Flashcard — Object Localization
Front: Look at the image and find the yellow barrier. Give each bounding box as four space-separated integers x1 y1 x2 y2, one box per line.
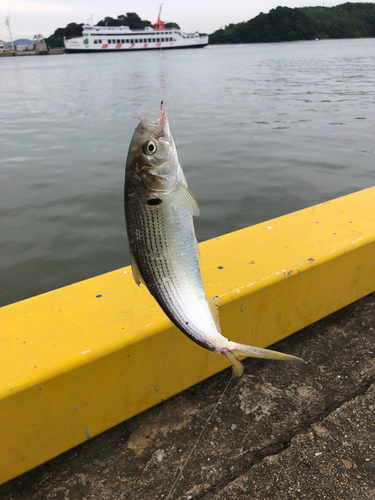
1 187 375 484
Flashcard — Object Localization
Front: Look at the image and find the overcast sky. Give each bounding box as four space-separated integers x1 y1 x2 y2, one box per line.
1 0 374 41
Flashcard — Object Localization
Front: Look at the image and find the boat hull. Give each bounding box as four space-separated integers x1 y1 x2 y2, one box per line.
65 43 208 54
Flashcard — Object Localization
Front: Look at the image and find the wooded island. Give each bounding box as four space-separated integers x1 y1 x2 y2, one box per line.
46 3 375 48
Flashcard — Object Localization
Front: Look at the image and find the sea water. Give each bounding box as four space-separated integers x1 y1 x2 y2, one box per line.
0 38 374 306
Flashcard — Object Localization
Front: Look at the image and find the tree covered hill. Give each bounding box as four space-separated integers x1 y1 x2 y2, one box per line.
45 12 180 47
210 2 375 44
45 4 375 48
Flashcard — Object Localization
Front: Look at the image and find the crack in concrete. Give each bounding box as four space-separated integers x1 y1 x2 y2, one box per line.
195 375 375 500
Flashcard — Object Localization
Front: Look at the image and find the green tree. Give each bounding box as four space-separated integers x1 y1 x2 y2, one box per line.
45 22 83 47
209 2 375 44
165 22 180 29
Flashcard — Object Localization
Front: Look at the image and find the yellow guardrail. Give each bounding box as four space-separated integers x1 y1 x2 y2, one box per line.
1 187 375 484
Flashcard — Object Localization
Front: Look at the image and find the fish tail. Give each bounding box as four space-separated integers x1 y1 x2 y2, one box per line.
219 342 303 378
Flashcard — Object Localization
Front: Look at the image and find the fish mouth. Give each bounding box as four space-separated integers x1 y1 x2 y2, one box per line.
154 110 170 139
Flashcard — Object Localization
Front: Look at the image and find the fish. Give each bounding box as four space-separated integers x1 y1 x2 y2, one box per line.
124 109 302 377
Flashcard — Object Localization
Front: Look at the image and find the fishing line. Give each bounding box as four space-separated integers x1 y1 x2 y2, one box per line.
159 48 184 167
166 374 233 500
158 40 230 500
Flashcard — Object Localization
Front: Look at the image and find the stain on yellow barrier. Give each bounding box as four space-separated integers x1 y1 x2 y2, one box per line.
1 187 375 484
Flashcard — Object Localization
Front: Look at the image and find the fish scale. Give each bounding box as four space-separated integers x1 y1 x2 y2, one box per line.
124 110 303 377
126 186 218 350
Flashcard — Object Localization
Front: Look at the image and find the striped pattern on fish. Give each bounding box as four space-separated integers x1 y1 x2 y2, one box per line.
124 109 302 377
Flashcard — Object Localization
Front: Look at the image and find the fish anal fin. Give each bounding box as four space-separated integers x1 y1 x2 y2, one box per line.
174 182 200 217
129 246 146 287
208 298 221 334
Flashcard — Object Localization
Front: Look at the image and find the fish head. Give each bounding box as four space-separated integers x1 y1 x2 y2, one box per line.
126 111 179 194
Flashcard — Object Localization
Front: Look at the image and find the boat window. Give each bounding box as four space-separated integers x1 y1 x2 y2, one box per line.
157 38 160 42
94 39 97 44
99 39 102 43
131 39 134 43
117 39 120 44
121 39 125 43
148 38 152 42
161 38 164 42
112 39 116 44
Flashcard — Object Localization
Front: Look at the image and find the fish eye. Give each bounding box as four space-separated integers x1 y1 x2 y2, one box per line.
143 140 157 156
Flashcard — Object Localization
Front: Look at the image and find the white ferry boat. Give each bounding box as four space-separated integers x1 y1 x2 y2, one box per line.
64 8 208 53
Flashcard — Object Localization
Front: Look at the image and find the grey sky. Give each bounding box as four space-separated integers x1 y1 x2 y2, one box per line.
2 0 374 41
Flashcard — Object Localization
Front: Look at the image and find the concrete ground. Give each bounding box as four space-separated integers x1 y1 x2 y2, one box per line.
1 292 375 500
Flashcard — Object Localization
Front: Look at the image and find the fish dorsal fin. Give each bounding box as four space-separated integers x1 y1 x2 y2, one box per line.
174 182 200 217
129 246 146 286
208 298 221 333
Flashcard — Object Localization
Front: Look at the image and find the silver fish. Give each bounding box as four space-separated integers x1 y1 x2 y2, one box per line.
124 110 302 377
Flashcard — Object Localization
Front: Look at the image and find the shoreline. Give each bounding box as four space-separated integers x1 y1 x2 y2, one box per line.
0 48 64 57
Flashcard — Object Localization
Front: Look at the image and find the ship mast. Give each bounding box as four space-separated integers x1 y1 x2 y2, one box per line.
5 7 14 51
154 4 165 31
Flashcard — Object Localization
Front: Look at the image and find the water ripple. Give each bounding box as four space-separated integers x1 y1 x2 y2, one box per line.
1 38 375 306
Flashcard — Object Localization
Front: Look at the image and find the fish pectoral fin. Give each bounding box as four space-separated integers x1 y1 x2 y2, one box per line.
175 182 200 217
194 235 201 257
208 299 221 333
129 246 146 287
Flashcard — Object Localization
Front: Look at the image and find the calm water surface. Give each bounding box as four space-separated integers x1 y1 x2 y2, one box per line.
1 39 374 306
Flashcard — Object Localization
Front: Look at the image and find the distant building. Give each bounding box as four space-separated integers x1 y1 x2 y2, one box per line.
0 40 5 52
33 34 47 52
17 44 31 51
